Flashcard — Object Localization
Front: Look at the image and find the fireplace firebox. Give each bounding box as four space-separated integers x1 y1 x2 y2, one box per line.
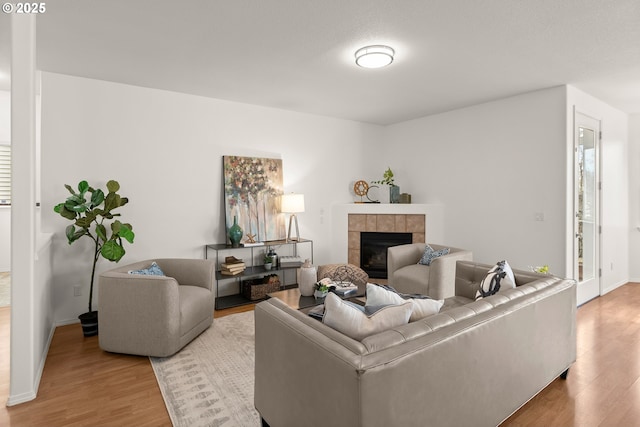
360 232 412 279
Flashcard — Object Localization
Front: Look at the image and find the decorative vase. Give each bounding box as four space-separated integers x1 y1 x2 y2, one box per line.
297 259 317 296
228 215 243 248
390 185 400 204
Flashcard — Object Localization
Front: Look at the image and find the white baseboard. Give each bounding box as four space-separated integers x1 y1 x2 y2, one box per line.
56 317 80 327
6 320 57 406
627 278 640 284
6 390 36 406
602 279 631 295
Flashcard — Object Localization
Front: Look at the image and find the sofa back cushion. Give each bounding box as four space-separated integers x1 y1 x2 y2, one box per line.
455 260 549 300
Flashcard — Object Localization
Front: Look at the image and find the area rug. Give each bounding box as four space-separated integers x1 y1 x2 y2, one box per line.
150 311 261 427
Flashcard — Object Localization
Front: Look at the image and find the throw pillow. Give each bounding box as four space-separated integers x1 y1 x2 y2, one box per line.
322 292 412 341
365 283 444 322
128 261 165 276
502 260 516 290
475 261 510 300
418 244 450 266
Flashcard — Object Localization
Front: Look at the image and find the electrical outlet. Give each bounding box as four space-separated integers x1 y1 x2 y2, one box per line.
73 285 82 297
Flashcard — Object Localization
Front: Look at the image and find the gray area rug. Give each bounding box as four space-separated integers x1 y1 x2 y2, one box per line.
150 311 260 427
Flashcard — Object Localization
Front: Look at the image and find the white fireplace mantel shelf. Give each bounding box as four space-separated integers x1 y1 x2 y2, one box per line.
330 203 444 265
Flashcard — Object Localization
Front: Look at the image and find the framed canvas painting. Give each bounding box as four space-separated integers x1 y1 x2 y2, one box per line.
223 155 285 243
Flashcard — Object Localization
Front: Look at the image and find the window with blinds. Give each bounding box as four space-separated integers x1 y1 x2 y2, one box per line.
0 145 10 205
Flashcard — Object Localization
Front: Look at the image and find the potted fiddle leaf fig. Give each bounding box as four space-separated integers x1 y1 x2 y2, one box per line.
54 180 135 337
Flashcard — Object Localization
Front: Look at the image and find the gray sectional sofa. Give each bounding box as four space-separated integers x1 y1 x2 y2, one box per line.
255 261 576 427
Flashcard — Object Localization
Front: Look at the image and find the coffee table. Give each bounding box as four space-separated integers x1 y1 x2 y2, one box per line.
266 288 322 310
267 287 365 312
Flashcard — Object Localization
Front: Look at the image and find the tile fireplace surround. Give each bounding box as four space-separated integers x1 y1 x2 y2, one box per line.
348 214 425 266
330 204 444 266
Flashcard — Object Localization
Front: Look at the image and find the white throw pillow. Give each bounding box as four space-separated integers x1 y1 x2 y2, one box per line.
365 283 444 322
322 292 412 341
502 260 516 290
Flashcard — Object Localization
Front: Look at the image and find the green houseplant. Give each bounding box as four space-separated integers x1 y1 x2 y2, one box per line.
54 180 135 336
263 254 273 271
371 167 400 203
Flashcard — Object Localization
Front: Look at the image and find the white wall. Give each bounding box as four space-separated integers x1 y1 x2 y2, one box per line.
376 87 568 273
628 114 640 281
567 86 629 294
39 72 382 323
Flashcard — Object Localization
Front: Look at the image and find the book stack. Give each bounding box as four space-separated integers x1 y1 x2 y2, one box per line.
220 256 246 275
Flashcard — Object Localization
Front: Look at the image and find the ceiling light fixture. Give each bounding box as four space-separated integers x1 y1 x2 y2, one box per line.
355 45 395 68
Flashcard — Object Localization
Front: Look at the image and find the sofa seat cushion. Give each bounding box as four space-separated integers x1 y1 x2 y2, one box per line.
441 295 474 312
323 292 412 341
179 285 213 336
393 263 431 295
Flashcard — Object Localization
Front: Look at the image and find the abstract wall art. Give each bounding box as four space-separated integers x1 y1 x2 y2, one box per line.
223 155 285 243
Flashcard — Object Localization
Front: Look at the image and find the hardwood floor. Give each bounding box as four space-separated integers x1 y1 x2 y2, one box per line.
1 285 639 426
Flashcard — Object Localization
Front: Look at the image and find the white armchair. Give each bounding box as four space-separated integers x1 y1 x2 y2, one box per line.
387 243 472 299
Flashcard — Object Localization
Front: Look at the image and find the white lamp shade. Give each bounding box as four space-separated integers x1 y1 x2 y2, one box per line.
281 193 305 213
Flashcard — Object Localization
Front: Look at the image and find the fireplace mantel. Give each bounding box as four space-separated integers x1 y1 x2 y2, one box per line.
330 204 444 265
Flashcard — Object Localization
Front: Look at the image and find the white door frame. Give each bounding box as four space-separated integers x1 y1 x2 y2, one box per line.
574 109 601 306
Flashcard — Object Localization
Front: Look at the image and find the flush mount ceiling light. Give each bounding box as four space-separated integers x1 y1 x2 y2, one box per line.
354 45 395 68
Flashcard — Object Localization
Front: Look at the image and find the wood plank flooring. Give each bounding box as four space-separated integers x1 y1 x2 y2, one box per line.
1 284 639 426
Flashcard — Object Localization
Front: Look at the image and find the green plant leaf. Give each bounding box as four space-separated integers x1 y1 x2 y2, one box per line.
78 180 89 195
95 224 107 242
58 205 77 220
91 189 105 207
106 180 120 193
65 225 76 243
119 197 129 207
74 210 96 228
75 216 92 229
64 184 76 195
119 224 135 244
104 192 121 212
72 229 87 242
53 203 63 214
65 225 86 243
101 240 125 262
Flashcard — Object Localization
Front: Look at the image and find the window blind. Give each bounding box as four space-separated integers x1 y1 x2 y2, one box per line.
0 145 10 205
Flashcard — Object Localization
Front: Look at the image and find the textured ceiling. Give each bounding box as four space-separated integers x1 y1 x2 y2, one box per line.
1 0 639 124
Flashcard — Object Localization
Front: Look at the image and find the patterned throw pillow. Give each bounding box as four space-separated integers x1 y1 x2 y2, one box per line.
475 261 508 300
418 244 450 266
128 261 165 276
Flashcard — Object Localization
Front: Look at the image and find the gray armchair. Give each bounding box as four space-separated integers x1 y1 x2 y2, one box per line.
98 258 215 357
387 243 472 299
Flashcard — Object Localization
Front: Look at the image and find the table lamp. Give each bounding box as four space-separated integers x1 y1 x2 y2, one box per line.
281 193 305 241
